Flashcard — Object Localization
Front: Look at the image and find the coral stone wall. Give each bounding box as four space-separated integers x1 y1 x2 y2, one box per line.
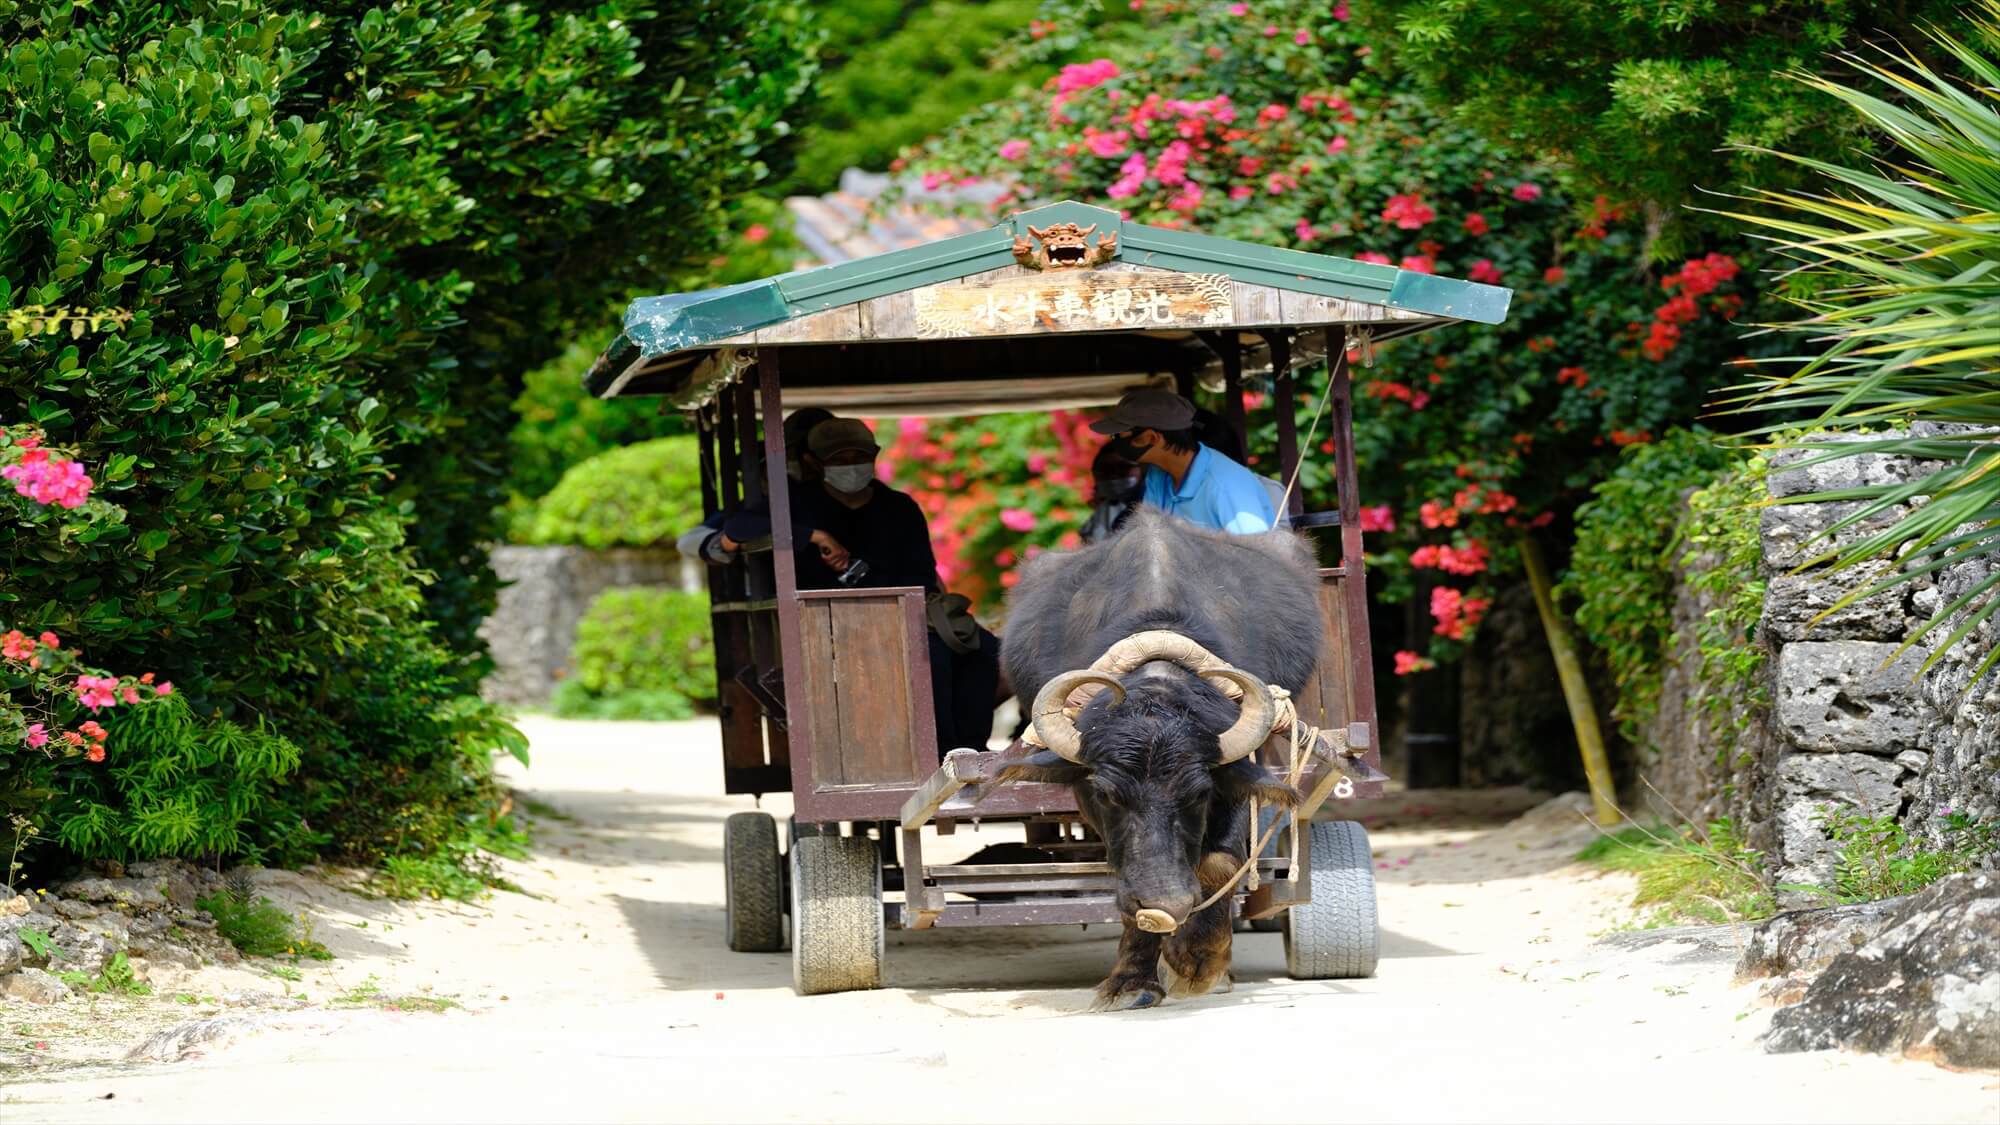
480 546 702 706
1645 432 1998 899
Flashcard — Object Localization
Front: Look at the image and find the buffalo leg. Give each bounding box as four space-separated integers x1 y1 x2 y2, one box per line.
1092 923 1166 1011
1163 852 1239 996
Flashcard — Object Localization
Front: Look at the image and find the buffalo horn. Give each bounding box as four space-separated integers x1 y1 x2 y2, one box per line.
1204 667 1277 763
1030 671 1126 763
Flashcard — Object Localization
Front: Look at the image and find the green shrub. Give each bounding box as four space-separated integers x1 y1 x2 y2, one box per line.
1563 429 1738 745
505 337 687 521
198 880 331 960
520 439 704 550
554 589 715 721
0 0 811 882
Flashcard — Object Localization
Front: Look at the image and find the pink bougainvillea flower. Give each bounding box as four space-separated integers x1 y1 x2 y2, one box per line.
1295 219 1316 242
1026 453 1049 474
1462 212 1489 235
742 224 770 244
1354 251 1392 265
1324 136 1349 156
1511 182 1543 202
999 508 1037 532
38 632 57 649
1294 29 1311 45
1084 128 1130 158
1228 1 1247 13
1381 193 1436 229
998 139 1030 161
76 675 121 711
1332 0 1351 18
1 630 33 662
1056 58 1121 93
24 723 47 749
1358 505 1395 533
1467 259 1503 285
1229 185 1254 201
1263 24 1279 37
920 171 947 191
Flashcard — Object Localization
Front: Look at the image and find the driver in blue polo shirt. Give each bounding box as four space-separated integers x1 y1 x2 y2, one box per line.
1089 389 1277 535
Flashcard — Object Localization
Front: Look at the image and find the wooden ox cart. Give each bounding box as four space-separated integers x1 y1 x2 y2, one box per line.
586 201 1511 995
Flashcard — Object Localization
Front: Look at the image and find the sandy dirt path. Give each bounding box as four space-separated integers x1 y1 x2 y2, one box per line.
4 716 1995 1123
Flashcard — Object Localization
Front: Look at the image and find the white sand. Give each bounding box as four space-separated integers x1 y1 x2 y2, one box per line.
3 715 1993 1123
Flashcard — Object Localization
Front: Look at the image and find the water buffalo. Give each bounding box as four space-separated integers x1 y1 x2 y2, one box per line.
998 509 1325 1008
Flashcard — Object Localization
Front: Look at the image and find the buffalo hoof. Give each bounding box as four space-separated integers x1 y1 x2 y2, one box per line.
1163 960 1233 998
1092 980 1166 1011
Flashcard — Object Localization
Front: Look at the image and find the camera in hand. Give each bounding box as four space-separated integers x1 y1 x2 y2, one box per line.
834 557 871 587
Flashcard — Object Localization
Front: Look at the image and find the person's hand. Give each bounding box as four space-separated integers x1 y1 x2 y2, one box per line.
810 529 851 572
717 532 742 553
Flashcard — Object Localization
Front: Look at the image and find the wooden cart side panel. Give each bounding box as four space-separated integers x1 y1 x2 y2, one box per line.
790 588 938 810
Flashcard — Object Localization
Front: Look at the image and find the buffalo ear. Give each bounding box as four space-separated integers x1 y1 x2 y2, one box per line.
1214 757 1303 809
995 749 1091 786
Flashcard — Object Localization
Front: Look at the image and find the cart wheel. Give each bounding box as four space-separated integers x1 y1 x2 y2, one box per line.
790 834 884 995
1284 820 1379 980
724 812 785 953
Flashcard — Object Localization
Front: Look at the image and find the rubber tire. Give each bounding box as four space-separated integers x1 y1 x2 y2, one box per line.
790 834 884 995
724 812 785 953
1283 820 1379 979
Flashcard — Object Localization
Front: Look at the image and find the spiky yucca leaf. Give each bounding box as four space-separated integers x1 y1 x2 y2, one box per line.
1719 5 2000 681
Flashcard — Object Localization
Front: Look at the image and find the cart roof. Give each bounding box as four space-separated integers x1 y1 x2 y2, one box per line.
588 201 1510 415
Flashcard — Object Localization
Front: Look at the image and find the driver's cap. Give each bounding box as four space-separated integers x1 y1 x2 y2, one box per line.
1088 388 1196 435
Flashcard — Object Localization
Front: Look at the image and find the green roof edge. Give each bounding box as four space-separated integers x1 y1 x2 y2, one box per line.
591 201 1511 394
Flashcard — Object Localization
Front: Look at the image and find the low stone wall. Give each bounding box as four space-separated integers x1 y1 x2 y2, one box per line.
1645 431 1999 898
480 545 702 707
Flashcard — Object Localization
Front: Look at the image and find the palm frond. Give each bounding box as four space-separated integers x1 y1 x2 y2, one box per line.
1724 4 2000 686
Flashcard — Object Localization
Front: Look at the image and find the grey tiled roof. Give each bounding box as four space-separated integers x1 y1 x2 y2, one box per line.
784 169 1000 264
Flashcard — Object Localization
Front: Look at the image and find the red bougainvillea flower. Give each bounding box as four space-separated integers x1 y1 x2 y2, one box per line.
1557 366 1589 388
85 743 106 763
1359 505 1394 533
1381 193 1436 229
1 630 33 662
1543 266 1566 284
1468 259 1503 284
38 632 58 649
1511 182 1543 201
1393 650 1435 676
1399 255 1436 275
1354 251 1392 265
1461 212 1489 235
1418 500 1459 529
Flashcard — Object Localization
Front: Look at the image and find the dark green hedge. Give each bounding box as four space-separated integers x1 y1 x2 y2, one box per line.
0 0 812 873
519 438 703 550
553 588 715 722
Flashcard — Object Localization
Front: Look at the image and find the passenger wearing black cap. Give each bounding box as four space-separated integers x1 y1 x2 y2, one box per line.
674 407 842 565
795 418 1002 755
1090 389 1277 534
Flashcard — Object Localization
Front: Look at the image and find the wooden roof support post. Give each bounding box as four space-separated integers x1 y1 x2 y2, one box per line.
1219 336 1247 455
1262 330 1300 517
761 351 817 809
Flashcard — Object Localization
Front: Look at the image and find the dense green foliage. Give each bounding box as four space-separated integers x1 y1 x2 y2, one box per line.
520 438 703 550
1679 456 1770 758
0 0 811 878
1563 430 1738 744
503 336 684 531
1725 10 2000 680
199 880 331 959
905 3 1779 655
553 589 715 721
1370 0 1975 255
789 0 1133 191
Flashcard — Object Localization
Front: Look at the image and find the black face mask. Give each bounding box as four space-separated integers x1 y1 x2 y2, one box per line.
1104 431 1149 463
1096 475 1144 504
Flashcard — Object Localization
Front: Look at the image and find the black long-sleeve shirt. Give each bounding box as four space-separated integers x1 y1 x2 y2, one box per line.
792 483 940 592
